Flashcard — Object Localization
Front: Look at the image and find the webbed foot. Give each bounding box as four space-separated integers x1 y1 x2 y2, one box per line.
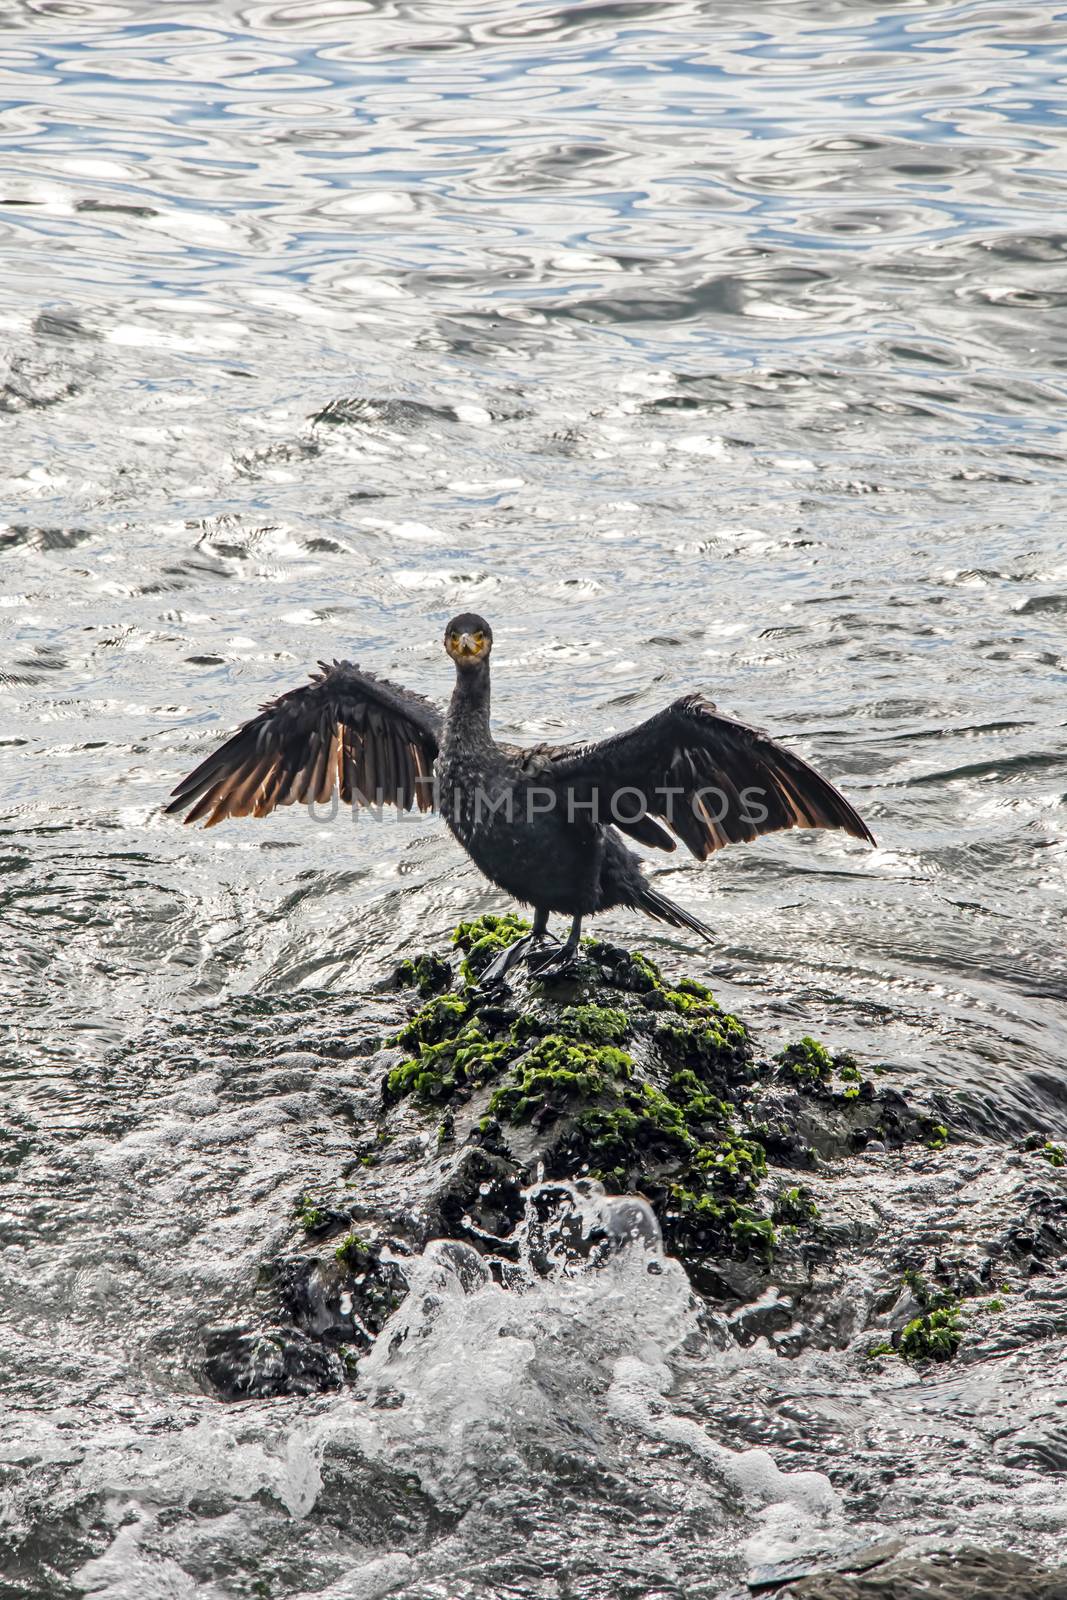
477 929 560 990
527 942 581 982
478 932 534 987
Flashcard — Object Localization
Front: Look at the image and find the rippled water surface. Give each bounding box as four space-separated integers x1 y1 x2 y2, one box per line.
2 1 1066 1595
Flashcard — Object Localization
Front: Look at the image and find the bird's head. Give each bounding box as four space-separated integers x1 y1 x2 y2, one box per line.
444 613 493 667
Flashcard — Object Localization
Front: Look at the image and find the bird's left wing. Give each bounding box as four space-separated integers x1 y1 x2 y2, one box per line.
534 693 875 858
166 661 442 827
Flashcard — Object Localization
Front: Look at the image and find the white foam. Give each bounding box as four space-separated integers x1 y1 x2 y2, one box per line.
607 1353 839 1516
61 1183 848 1595
113 1421 316 1518
320 1188 697 1508
290 1553 415 1600
75 1516 231 1598
288 1181 842 1562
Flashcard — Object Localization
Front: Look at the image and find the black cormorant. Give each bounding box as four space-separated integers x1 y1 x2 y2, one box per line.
167 613 875 982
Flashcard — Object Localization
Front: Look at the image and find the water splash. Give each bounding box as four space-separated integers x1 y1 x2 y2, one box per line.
301 1183 841 1541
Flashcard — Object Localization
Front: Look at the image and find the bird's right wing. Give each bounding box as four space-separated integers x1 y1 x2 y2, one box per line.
166 661 442 827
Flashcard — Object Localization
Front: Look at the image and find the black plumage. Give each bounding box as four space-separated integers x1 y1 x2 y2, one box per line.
167 612 875 981
165 667 440 825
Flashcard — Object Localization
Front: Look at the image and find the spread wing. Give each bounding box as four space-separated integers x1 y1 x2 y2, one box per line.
166 661 442 827
535 693 875 858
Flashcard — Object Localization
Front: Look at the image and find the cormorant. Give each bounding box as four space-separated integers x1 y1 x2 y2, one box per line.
167 613 875 982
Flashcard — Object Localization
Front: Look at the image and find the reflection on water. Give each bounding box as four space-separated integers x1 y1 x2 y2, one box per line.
1 0 1066 1594
2 0 1065 1116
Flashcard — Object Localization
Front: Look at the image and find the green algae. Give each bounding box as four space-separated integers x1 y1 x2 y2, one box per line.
295 1194 328 1233
674 976 716 1002
695 1132 767 1196
387 1015 516 1105
902 1267 936 1302
774 1036 884 1111
334 1232 372 1272
556 1004 631 1043
573 1095 691 1186
666 1133 776 1261
606 948 750 1088
837 1060 867 1099
331 1237 407 1328
667 1186 776 1263
386 981 518 1105
394 952 452 998
488 1038 633 1123
505 1002 632 1048
666 1066 732 1128
1022 1133 1066 1167
351 1128 390 1170
393 992 470 1052
776 1035 835 1084
897 1304 963 1362
653 1011 751 1090
654 985 741 1024
923 1121 949 1150
385 982 634 1111
870 1270 966 1363
729 1212 777 1257
772 1185 820 1226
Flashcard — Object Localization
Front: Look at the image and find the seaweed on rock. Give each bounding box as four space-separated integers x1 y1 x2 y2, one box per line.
868 1270 967 1364
206 917 1051 1402
377 916 941 1296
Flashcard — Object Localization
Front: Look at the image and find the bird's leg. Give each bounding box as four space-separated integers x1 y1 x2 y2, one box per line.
478 907 552 987
528 905 555 950
528 914 583 980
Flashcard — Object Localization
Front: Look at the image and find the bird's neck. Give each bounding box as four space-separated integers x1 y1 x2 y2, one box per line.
447 661 492 746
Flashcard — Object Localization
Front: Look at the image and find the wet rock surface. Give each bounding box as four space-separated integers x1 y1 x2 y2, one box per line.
211 916 1067 1417
747 1543 1067 1598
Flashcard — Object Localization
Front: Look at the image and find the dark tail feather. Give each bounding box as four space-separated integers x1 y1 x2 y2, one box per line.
635 884 714 943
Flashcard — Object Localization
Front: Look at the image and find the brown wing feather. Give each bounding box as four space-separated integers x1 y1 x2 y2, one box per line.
540 693 875 858
166 661 441 827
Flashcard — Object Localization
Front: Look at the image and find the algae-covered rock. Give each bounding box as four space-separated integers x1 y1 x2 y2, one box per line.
205 917 1067 1401
392 951 452 998
371 916 944 1303
452 911 530 983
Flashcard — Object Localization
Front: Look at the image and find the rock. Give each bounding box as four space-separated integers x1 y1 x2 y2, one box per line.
756 1544 1067 1598
273 1240 410 1349
374 919 942 1301
199 916 1067 1398
201 1325 344 1399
